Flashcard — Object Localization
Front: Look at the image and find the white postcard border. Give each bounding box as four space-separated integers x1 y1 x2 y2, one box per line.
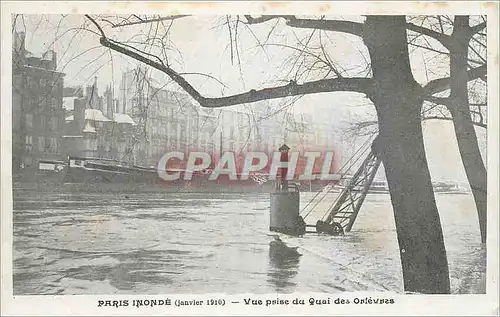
1 1 498 316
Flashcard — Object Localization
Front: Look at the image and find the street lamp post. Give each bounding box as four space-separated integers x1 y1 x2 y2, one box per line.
278 143 290 192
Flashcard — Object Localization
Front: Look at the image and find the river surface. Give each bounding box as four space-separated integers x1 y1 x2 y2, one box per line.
12 190 486 295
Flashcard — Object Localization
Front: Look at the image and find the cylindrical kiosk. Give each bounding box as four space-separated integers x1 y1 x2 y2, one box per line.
270 191 301 235
269 143 304 236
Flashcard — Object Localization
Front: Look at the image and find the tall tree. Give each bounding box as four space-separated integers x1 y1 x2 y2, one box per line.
363 16 450 293
325 15 488 244
408 16 487 243
448 16 487 244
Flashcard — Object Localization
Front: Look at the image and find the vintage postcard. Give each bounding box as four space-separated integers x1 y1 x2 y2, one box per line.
1 1 498 316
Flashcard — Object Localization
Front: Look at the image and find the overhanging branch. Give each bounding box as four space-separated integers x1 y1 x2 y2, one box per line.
99 36 373 108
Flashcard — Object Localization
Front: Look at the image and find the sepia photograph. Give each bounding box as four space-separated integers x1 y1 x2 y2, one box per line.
1 1 499 316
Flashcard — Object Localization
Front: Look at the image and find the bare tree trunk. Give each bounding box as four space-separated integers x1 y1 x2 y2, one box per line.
449 16 487 244
364 16 451 294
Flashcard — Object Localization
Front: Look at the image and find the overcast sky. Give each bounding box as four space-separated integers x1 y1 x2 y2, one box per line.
12 14 487 183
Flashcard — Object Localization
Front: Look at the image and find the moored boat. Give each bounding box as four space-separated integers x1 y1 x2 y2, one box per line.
13 156 332 193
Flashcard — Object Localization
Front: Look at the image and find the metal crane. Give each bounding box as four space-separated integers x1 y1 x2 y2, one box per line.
300 136 383 235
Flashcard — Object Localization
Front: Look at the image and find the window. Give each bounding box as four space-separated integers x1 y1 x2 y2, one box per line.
38 136 45 152
49 116 58 130
40 116 46 129
29 79 37 90
180 128 186 141
97 145 105 158
45 137 51 151
25 135 32 152
25 114 33 129
44 137 58 153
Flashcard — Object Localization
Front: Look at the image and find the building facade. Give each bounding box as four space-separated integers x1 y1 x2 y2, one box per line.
12 31 65 173
120 68 206 166
58 67 336 170
62 79 138 163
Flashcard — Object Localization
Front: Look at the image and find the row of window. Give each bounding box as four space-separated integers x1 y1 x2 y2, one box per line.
25 113 60 131
84 139 126 151
147 123 214 139
132 99 199 119
20 90 61 110
26 76 63 92
24 135 59 154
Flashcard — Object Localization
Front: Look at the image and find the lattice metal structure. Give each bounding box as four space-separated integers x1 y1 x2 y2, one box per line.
323 148 382 233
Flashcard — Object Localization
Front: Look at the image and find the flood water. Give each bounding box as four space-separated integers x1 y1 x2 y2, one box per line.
12 190 486 295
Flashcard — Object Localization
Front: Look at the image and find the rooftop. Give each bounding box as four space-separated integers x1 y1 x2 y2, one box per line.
113 113 137 126
82 121 96 134
86 109 111 122
63 97 79 110
23 64 64 75
65 109 137 126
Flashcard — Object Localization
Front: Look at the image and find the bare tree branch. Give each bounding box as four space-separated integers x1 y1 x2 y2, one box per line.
244 15 284 24
111 15 191 28
423 64 487 96
244 15 364 37
85 14 105 37
470 21 487 35
406 22 452 48
423 115 487 128
345 111 486 135
286 17 364 37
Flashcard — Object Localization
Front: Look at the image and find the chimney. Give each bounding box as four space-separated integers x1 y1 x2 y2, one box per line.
98 96 104 112
93 76 99 101
74 99 86 133
52 51 57 70
85 86 93 106
105 86 114 118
